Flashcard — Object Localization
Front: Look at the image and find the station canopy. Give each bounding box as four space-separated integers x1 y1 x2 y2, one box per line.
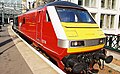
0 0 22 16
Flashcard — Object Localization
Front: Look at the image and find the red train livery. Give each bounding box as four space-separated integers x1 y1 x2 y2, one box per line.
13 1 113 74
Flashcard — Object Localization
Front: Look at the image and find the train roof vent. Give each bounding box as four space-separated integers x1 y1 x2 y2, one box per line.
45 1 81 8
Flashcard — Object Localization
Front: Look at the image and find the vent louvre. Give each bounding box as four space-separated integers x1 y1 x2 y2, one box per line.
85 39 99 46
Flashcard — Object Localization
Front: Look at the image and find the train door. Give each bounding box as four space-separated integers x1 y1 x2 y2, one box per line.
36 10 43 42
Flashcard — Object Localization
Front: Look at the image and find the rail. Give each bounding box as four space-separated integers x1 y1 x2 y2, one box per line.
105 34 120 53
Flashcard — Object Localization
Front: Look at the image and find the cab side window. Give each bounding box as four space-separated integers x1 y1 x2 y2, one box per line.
46 11 51 22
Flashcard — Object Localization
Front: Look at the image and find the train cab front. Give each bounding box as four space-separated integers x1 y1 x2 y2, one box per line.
47 3 113 74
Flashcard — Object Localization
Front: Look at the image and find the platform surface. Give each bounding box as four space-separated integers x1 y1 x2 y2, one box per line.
0 25 33 74
0 25 58 74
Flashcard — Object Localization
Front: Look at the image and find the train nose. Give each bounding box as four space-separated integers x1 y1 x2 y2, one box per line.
62 49 113 74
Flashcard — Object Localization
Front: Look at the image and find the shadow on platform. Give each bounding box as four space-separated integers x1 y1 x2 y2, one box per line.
0 38 13 47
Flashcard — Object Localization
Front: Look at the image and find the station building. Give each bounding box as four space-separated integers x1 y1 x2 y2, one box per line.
59 0 120 35
24 0 120 34
1 0 120 35
0 0 21 24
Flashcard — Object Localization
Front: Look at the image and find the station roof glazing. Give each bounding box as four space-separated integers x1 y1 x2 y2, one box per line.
0 0 21 4
0 0 22 15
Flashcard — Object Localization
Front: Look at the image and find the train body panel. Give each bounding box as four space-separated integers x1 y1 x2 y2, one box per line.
67 44 105 53
17 7 68 61
62 22 105 40
14 1 113 73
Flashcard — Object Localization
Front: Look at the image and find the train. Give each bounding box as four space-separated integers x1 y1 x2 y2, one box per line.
13 1 113 74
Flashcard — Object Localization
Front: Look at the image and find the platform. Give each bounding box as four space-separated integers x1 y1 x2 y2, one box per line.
0 25 61 74
0 25 33 74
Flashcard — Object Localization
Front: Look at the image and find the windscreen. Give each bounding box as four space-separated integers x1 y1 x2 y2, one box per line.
56 7 95 23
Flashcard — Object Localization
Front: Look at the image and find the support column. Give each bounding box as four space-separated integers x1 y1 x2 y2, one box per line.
71 0 78 4
112 0 119 34
8 16 10 24
95 0 101 26
2 2 4 26
35 0 39 8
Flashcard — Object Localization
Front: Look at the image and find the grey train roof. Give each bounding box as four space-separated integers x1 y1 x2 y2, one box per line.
45 1 81 8
28 1 85 13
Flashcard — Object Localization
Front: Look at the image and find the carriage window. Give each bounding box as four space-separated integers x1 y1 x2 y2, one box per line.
56 8 95 23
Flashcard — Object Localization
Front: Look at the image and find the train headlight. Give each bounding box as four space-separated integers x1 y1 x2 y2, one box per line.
99 38 106 44
71 41 84 47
